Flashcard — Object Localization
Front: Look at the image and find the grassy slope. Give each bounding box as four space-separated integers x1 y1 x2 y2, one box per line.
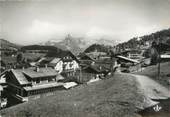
135 62 170 88
1 73 143 117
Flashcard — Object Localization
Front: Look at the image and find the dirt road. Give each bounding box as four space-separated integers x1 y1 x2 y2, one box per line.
129 74 170 117
131 74 170 100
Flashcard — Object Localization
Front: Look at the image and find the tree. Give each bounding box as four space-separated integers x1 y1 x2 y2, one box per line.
150 42 159 65
17 53 23 63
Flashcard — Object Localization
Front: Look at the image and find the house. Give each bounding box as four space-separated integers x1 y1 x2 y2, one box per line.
74 58 117 83
5 67 64 102
38 51 80 78
116 55 141 72
118 49 144 61
0 85 7 108
79 53 95 67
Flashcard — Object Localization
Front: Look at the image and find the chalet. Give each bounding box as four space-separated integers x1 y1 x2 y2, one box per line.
118 49 144 61
5 67 64 102
79 53 95 67
38 51 80 78
75 58 117 83
86 51 107 60
0 85 7 108
116 55 141 72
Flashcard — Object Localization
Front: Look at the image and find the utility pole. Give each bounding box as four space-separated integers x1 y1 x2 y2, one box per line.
158 37 161 79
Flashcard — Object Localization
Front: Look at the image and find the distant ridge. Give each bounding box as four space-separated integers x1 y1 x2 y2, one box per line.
0 39 21 50
20 45 64 53
41 34 117 55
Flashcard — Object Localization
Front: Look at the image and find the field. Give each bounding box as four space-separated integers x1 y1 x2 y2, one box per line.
1 73 143 117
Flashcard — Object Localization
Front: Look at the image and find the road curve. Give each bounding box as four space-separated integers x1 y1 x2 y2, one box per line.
131 74 170 100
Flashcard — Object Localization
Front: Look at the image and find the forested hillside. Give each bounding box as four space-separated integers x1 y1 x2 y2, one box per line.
84 44 111 54
116 28 170 52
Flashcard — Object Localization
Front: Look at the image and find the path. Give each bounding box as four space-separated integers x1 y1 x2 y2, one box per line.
131 74 170 100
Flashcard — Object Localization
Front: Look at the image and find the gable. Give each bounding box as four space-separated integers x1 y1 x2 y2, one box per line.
50 58 61 64
80 54 94 61
6 71 23 86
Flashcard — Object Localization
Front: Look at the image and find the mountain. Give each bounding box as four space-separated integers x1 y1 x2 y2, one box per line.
95 38 117 46
41 34 90 55
0 39 21 50
41 34 117 55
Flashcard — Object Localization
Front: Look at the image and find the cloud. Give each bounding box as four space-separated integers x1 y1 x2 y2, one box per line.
86 26 114 38
1 0 170 45
28 19 67 36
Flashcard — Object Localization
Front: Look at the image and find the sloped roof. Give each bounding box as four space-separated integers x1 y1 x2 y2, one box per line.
45 51 79 62
50 58 61 64
63 82 78 89
23 67 58 79
11 69 29 85
83 64 110 73
91 64 110 73
24 82 64 91
10 68 61 85
47 58 61 67
80 53 95 61
116 55 140 63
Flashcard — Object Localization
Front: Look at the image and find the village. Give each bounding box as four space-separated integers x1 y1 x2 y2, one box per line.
1 0 170 117
1 31 170 117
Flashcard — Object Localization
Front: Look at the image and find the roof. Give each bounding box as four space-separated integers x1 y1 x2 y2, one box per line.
24 82 64 91
95 59 116 64
10 68 63 85
79 53 95 61
47 58 61 67
63 82 78 89
83 64 110 73
116 55 140 63
161 54 170 59
50 58 61 64
11 69 30 85
45 51 79 62
23 67 58 79
39 57 54 65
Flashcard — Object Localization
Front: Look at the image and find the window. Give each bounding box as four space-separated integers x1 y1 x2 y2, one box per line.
36 79 41 84
69 63 73 68
48 78 53 82
51 77 56 81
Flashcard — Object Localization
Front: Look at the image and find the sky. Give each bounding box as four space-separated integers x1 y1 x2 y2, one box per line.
0 0 170 45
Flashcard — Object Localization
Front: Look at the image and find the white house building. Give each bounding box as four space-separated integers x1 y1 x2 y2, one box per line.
38 51 80 78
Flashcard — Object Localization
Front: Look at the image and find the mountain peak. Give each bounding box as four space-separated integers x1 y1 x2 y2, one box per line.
40 35 118 55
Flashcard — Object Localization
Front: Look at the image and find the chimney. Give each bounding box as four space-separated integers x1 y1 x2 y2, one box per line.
99 66 102 70
35 66 40 72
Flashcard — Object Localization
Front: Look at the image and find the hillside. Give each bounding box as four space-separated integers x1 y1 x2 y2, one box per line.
0 39 21 50
116 28 170 52
20 45 64 53
84 44 111 54
1 73 144 117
